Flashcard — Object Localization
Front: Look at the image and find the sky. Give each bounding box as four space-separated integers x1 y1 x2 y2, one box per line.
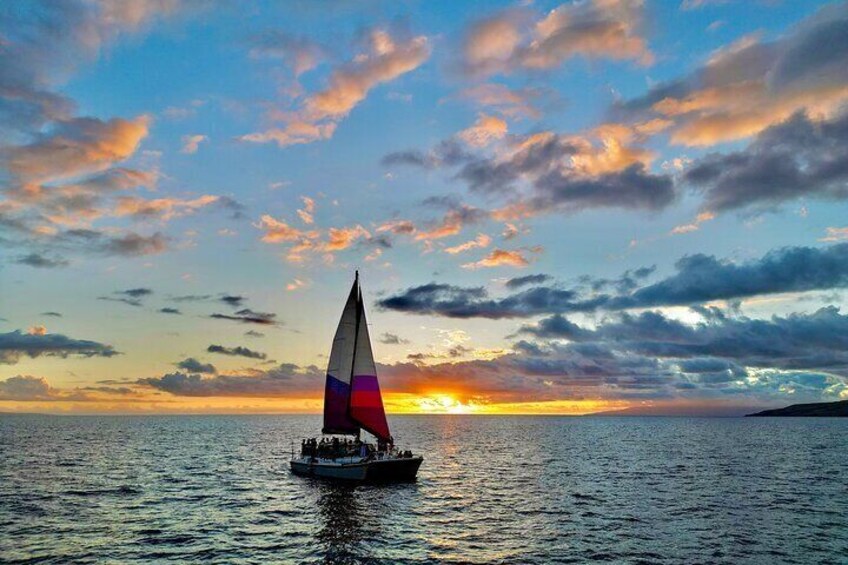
1 0 848 417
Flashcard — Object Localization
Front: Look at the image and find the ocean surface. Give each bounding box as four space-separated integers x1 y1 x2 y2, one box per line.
1 415 846 564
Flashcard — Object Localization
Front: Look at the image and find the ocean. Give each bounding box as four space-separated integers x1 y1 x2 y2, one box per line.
1 414 846 564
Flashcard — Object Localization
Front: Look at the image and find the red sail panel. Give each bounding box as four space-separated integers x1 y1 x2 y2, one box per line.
349 289 392 442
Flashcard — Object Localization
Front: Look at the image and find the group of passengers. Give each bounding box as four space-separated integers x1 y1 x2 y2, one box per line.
301 437 370 460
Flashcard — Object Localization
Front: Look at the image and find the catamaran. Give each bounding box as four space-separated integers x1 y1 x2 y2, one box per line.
290 271 423 481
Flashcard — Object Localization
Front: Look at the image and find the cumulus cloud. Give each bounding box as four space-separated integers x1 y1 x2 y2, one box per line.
379 243 848 319
614 3 848 146
139 363 323 397
456 83 546 119
176 357 216 374
457 114 508 147
505 273 553 289
379 332 410 345
207 344 267 360
388 125 675 219
0 330 118 364
461 0 653 77
685 110 848 214
0 375 96 401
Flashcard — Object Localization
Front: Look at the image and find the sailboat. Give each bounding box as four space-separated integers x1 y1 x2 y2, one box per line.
290 271 423 481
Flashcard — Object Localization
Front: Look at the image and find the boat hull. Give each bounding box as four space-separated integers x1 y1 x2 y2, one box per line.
290 456 423 482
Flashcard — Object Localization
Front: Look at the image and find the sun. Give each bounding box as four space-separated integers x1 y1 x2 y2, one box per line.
417 394 475 414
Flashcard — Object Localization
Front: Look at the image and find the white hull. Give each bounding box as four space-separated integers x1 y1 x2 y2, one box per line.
290 454 423 482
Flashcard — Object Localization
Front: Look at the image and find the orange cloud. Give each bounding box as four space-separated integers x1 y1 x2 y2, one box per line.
463 0 652 76
297 196 316 225
444 233 492 254
113 195 220 221
457 113 508 147
462 248 531 269
242 28 430 148
6 116 150 189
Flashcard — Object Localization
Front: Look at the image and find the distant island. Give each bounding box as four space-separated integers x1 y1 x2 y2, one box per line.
746 399 848 417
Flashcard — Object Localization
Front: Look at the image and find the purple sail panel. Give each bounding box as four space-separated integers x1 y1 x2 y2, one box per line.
322 375 359 435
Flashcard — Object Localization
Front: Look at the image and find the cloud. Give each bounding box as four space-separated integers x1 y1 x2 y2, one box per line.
457 114 508 147
13 253 69 268
684 110 848 214
456 83 545 119
505 273 553 289
112 194 224 221
4 116 150 191
99 287 152 307
444 233 492 255
0 330 118 364
247 30 324 75
207 344 267 360
176 358 216 374
139 363 323 397
378 243 848 319
462 248 531 269
379 332 410 345
389 126 675 219
820 227 848 242
461 0 653 77
180 134 207 154
241 27 430 148
614 3 848 146
519 306 848 378
297 196 315 225
219 295 245 307
0 375 94 401
159 307 181 315
210 309 278 325
244 330 265 338
414 204 487 241
41 312 63 318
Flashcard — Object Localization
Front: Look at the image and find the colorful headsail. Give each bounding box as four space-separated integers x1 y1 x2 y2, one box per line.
349 288 392 442
322 278 361 435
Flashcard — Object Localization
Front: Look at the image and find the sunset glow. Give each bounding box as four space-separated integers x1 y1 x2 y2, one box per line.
2 1 848 418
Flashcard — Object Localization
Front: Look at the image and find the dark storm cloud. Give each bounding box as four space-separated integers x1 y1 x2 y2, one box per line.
13 253 69 268
138 363 322 397
175 357 216 374
379 244 848 319
685 110 848 213
207 344 267 360
210 309 278 325
505 273 552 289
0 330 118 364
